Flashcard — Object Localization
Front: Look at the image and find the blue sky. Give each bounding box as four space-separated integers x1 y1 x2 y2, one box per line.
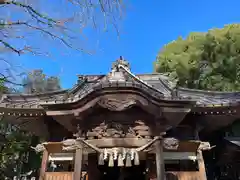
19 0 240 89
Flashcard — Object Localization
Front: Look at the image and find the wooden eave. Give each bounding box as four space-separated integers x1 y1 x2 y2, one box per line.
40 84 179 106
41 87 195 111
192 104 239 114
180 89 240 132
178 87 240 108
1 89 67 101
35 71 196 118
0 108 45 117
0 89 67 112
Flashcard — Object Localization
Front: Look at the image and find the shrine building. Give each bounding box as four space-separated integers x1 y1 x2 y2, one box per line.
1 57 240 180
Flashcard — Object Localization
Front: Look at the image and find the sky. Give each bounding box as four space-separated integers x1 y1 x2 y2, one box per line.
16 0 240 89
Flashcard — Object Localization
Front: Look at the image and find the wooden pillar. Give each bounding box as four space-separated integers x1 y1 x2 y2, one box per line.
88 154 100 180
39 150 48 180
88 154 94 180
198 150 207 180
74 145 83 180
155 138 165 180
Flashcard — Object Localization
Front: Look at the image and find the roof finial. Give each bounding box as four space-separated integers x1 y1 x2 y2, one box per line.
111 56 130 71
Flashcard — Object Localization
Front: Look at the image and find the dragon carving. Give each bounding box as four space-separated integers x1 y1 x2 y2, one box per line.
87 121 137 138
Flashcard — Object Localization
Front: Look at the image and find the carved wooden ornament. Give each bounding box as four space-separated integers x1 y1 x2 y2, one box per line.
97 97 137 111
163 138 179 150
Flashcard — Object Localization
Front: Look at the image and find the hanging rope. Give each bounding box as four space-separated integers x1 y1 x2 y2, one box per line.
76 136 160 167
32 137 161 167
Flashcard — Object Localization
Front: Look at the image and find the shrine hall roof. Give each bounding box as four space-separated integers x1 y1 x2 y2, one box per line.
1 58 240 111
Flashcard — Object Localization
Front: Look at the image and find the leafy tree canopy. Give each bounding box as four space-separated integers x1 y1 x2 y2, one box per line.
154 24 240 91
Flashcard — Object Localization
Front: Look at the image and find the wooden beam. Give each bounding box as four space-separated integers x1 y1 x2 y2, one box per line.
39 150 48 180
74 146 83 180
155 139 165 180
85 138 152 148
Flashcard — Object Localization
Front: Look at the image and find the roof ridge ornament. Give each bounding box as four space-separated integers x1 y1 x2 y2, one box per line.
111 56 130 72
108 56 130 82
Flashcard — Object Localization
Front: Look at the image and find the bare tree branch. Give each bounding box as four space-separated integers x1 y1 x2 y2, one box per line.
0 39 22 55
0 72 25 86
0 20 91 53
0 0 124 87
3 0 57 24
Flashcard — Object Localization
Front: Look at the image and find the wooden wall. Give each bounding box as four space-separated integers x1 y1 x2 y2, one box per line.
44 172 73 180
166 172 201 180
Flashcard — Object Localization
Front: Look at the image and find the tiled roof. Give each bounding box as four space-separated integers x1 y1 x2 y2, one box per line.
1 59 240 110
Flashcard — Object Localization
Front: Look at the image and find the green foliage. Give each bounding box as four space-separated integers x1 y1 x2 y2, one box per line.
154 24 240 91
0 121 32 179
0 70 61 179
0 82 40 179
